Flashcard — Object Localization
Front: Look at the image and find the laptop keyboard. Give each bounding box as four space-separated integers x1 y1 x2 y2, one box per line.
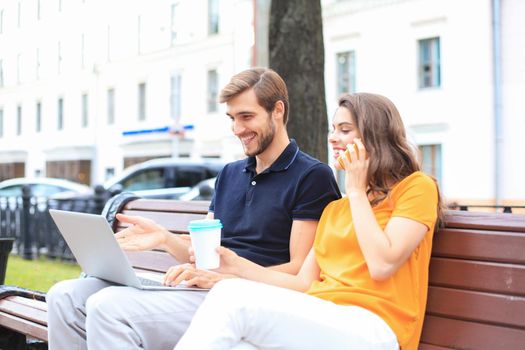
138 276 163 287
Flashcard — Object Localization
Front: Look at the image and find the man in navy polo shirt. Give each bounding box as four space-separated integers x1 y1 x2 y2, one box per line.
47 68 340 350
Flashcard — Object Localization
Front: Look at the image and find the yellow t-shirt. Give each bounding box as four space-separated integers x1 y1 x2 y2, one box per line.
307 171 438 350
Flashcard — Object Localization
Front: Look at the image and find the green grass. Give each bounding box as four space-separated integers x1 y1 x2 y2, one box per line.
4 254 82 292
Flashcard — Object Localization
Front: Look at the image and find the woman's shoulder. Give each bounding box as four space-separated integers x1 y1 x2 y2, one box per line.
391 171 438 198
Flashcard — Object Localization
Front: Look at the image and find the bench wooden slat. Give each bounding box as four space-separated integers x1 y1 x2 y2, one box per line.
432 228 525 264
3 296 48 312
443 210 525 232
420 315 525 350
0 312 48 341
418 344 453 350
428 257 525 296
118 210 206 233
0 297 47 326
426 286 525 328
124 199 210 214
126 251 179 273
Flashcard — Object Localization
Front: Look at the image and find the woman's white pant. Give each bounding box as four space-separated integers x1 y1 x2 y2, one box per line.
175 279 398 350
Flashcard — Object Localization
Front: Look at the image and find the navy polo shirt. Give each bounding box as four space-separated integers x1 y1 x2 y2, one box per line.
210 140 341 267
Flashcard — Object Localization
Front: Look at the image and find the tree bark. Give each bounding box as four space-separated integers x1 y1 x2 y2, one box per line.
269 0 328 162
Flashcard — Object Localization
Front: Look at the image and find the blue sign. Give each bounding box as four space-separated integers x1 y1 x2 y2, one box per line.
123 124 194 136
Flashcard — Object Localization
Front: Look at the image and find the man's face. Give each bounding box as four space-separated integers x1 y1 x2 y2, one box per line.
226 89 276 157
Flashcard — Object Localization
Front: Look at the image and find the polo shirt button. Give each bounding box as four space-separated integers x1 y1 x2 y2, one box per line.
251 181 256 186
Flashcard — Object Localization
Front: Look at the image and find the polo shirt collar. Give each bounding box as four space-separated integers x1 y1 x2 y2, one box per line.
243 139 300 174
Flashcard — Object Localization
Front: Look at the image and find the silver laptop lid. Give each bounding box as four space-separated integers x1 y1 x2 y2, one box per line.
49 209 143 288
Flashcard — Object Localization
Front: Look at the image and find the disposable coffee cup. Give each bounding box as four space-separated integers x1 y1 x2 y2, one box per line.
188 219 222 269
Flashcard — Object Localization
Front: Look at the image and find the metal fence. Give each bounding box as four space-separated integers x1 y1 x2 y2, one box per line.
448 204 525 214
0 185 109 261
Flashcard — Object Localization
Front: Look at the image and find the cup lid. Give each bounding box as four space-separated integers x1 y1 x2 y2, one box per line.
188 219 223 231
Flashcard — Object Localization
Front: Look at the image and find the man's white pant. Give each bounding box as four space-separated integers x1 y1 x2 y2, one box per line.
175 279 399 350
46 277 208 350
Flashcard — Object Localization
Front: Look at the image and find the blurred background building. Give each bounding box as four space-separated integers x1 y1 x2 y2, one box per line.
0 0 523 206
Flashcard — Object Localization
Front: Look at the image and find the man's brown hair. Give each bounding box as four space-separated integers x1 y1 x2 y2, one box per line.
220 68 289 124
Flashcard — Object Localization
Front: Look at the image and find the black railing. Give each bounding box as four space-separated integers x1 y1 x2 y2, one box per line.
448 204 525 214
0 185 109 261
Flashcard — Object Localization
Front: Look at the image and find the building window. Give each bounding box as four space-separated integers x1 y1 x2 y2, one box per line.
0 9 4 34
0 108 3 137
58 0 62 12
81 93 88 128
138 82 146 121
207 69 218 113
57 98 64 130
37 0 41 20
419 144 442 185
418 37 441 89
81 33 85 68
17 2 21 28
137 16 142 53
208 0 219 35
170 3 178 45
46 160 92 185
336 51 356 96
36 48 41 79
106 25 111 61
170 74 182 121
16 54 21 83
0 59 4 87
36 101 42 132
107 88 115 124
17 105 22 135
57 41 62 74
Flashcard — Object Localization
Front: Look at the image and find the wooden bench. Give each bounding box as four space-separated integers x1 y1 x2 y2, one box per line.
0 197 524 349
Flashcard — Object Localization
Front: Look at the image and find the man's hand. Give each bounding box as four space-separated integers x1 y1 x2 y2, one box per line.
115 214 170 251
163 263 233 289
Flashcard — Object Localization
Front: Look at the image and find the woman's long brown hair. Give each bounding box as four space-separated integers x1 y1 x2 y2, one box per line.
338 93 444 231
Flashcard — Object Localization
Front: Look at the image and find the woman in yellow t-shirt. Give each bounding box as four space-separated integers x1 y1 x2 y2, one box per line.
172 93 442 350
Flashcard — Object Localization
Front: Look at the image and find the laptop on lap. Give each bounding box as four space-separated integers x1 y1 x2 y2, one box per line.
49 209 206 291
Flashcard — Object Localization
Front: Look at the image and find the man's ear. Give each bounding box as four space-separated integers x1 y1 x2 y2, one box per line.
272 100 285 121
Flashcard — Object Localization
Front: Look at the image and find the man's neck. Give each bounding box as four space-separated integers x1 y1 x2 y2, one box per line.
254 131 290 174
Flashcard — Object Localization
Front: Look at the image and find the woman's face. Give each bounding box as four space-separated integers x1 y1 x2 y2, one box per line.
328 106 361 167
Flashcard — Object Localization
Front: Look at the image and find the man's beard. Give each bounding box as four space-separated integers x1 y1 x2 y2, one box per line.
244 117 276 157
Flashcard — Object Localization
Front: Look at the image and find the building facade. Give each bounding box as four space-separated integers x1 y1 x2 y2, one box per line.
0 0 253 185
0 0 523 205
322 0 525 206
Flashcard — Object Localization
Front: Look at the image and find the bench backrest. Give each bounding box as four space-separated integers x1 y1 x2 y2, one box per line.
419 210 525 349
118 200 525 349
117 199 208 272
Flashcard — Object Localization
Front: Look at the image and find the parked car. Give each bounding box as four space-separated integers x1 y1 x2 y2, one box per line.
104 157 224 199
0 177 91 198
53 158 225 203
179 177 216 201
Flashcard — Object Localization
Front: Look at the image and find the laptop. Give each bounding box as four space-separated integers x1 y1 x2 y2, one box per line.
49 209 208 291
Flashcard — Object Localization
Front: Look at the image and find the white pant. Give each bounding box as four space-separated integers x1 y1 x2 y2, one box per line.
46 277 208 350
175 279 399 350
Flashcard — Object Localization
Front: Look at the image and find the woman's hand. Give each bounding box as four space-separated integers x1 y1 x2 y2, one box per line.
188 245 243 276
341 138 369 195
115 214 170 251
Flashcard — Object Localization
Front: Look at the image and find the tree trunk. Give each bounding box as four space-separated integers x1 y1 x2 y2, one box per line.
269 0 328 163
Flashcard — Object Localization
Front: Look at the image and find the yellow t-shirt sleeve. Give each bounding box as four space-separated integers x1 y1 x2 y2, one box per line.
391 174 438 230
